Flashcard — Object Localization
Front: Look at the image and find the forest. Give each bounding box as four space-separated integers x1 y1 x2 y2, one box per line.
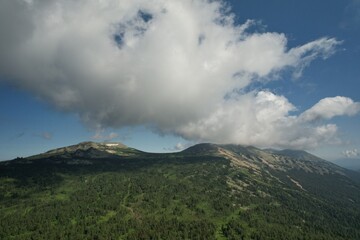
1 149 360 239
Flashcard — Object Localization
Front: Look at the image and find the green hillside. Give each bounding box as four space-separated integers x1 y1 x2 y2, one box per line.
0 142 360 239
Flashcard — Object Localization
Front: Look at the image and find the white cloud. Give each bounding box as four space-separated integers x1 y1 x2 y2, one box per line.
164 142 188 152
288 38 341 78
342 149 359 158
174 91 342 149
174 143 186 151
300 97 360 122
0 0 357 150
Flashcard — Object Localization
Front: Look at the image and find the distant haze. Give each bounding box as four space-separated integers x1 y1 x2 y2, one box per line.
332 158 360 171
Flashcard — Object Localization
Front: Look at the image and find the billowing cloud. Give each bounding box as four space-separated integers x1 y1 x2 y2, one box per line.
342 149 359 158
0 0 358 149
174 91 342 149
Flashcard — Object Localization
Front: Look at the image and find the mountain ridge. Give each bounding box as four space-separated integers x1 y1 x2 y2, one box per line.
27 141 142 160
16 141 348 177
1 141 360 239
23 141 327 161
0 142 360 240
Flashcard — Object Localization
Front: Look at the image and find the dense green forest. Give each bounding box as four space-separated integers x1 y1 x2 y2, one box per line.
1 143 360 239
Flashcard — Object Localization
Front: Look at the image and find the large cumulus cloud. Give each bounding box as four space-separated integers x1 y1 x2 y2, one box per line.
0 0 359 149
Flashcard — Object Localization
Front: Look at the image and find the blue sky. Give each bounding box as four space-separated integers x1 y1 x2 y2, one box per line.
0 0 359 161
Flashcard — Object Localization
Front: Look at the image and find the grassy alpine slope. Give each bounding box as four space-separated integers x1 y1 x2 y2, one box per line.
0 142 360 239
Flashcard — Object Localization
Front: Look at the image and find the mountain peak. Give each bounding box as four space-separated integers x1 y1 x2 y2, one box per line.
45 141 128 154
28 141 131 160
181 143 220 155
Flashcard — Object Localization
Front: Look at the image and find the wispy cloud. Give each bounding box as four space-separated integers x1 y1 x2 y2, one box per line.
0 0 357 150
42 132 53 140
9 131 26 141
91 129 119 142
33 131 53 140
163 142 189 152
340 0 360 29
342 149 359 158
16 132 25 139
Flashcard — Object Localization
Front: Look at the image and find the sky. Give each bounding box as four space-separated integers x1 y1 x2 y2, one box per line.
0 0 360 162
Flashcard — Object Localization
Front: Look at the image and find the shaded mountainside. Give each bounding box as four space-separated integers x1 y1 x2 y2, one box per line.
1 142 360 239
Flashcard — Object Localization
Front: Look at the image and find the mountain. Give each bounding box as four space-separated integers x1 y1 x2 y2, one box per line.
28 141 142 159
1 142 360 239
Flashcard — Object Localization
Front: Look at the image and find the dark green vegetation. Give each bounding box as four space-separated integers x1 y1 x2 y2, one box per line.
1 142 360 239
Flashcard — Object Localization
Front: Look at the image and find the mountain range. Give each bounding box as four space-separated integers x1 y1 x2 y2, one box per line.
1 142 360 239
